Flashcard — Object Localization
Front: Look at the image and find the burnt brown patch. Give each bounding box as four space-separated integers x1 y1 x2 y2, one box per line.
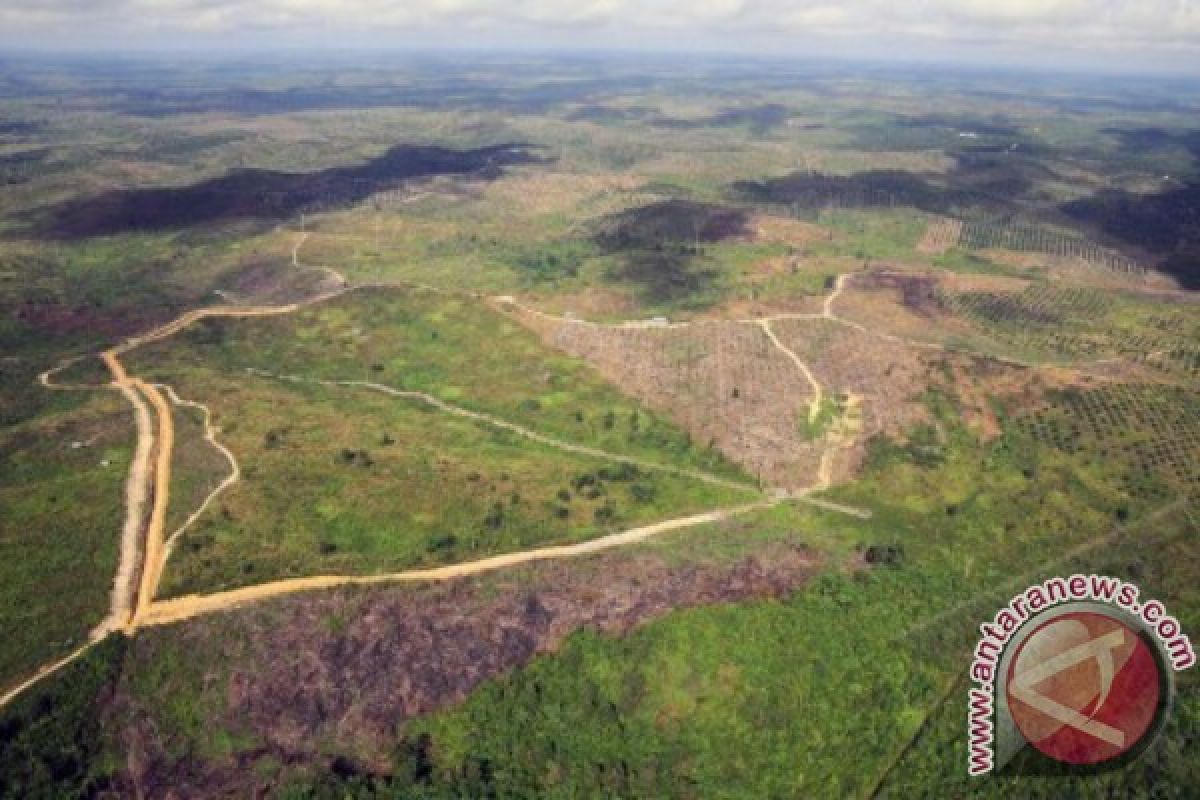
733 161 1032 216
851 271 942 316
595 198 751 249
592 199 749 303
12 297 178 341
111 544 818 797
31 143 544 240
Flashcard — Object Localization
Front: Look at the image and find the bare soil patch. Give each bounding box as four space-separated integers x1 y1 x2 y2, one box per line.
748 213 831 248
513 313 824 488
698 293 825 320
835 275 976 345
771 318 930 478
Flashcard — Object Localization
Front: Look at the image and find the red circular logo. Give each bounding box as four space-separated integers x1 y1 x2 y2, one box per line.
1006 611 1164 765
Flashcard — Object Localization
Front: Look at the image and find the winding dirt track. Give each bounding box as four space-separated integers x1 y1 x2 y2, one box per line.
2 255 796 708
252 370 758 493
8 241 1144 711
6 243 886 709
759 319 823 425
156 384 241 557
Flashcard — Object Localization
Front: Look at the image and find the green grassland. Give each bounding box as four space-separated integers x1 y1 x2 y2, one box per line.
39 365 1188 800
162 400 233 541
383 396 1160 799
877 503 1199 798
809 208 929 262
145 367 749 597
0 393 131 692
127 288 748 481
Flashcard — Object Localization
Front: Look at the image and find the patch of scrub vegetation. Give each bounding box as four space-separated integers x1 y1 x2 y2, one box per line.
127 288 748 482
162 400 233 540
490 237 601 285
0 227 287 393
808 208 928 261
10 398 1195 799
876 501 1199 798
199 386 1132 796
0 635 128 799
0 395 131 693
292 391 1167 797
154 371 750 597
798 392 846 440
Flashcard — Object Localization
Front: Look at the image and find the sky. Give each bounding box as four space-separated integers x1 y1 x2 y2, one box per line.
1 0 1198 75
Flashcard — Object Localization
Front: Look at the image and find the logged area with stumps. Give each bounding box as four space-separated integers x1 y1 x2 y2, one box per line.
1 52 1198 800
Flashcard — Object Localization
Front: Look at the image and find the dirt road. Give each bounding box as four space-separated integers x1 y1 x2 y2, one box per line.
138 500 779 628
759 319 824 425
94 354 156 635
128 378 174 626
7 250 867 709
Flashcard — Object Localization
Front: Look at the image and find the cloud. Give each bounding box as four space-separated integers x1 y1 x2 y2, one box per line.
939 0 1092 24
1 0 1197 69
